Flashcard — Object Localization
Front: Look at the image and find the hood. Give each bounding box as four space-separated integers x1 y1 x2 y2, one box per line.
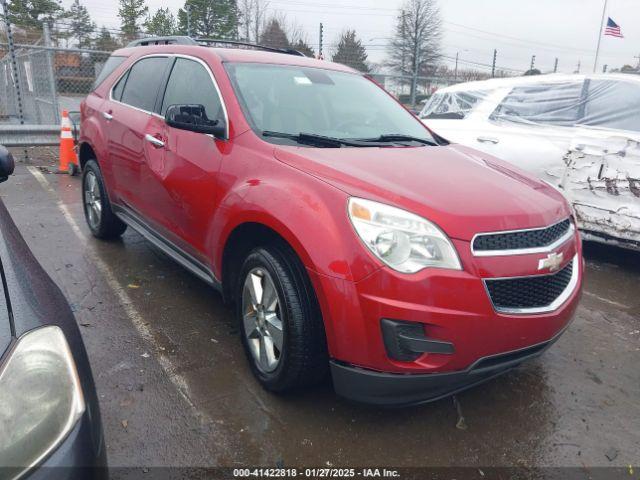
274 144 570 241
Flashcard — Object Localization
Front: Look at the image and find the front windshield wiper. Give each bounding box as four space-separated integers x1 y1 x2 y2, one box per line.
262 131 368 147
358 134 438 146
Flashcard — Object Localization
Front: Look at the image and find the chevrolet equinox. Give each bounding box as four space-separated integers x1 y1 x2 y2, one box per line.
79 37 583 406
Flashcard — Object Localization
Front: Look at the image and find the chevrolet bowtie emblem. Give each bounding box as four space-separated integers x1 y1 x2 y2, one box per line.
538 252 564 272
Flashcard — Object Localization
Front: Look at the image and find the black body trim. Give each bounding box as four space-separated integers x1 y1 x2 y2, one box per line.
331 332 564 407
113 204 222 291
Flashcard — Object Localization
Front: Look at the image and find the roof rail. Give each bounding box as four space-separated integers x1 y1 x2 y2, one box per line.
126 36 197 47
195 38 306 57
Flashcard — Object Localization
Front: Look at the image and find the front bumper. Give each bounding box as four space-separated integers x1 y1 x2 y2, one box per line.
331 330 561 407
310 231 583 405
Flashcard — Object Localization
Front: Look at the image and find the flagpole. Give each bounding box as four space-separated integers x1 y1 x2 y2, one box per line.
593 0 608 72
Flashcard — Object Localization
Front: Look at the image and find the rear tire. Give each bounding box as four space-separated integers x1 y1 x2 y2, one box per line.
237 244 328 392
82 159 127 239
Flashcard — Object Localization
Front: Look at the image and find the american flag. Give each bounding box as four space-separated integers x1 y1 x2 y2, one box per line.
604 17 624 38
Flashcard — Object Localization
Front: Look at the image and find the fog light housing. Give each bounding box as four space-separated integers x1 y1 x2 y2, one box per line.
380 319 455 362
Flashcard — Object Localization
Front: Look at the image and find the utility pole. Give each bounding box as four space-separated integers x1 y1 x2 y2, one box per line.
576 60 581 73
318 22 323 59
186 4 192 37
454 52 459 81
491 49 497 78
593 0 608 72
635 53 640 69
1 0 24 125
553 58 559 73
530 55 536 71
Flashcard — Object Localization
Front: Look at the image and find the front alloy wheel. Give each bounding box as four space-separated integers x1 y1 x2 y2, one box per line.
236 245 328 392
242 268 284 373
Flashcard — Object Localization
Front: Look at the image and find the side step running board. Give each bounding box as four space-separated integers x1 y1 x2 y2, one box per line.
113 205 221 291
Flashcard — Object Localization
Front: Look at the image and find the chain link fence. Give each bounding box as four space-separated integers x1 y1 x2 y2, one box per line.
0 20 460 146
0 22 110 147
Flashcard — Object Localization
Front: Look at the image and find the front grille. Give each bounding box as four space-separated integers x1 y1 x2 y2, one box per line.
473 219 571 253
485 260 574 312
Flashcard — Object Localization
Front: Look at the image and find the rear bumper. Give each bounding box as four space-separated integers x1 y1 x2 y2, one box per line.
331 332 560 407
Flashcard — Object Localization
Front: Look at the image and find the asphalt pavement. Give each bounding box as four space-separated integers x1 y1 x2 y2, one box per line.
1 162 638 475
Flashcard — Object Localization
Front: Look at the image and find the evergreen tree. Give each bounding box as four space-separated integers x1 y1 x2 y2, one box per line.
291 39 315 57
259 18 289 49
118 0 148 39
332 30 369 72
144 8 177 36
67 0 95 48
177 0 239 38
94 26 121 51
6 0 63 29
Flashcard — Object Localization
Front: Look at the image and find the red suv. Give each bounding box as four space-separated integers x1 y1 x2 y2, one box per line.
79 37 582 406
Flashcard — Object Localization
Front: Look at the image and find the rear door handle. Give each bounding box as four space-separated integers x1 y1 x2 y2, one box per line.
102 111 113 121
145 133 165 148
477 136 499 144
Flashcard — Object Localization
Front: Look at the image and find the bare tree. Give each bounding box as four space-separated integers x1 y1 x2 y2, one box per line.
238 0 268 42
387 0 442 98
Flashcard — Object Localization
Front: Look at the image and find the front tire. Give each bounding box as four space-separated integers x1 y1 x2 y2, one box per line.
82 159 127 239
237 244 328 392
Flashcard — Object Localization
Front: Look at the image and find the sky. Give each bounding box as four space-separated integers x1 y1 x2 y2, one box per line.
60 0 640 74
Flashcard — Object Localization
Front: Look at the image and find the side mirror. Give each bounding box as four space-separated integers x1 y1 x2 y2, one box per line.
0 146 15 184
165 104 226 139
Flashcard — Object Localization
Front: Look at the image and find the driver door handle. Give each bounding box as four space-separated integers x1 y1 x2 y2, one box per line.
145 134 165 148
477 136 499 144
102 111 113 121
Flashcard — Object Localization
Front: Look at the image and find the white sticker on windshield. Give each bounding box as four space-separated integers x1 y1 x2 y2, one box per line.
294 76 312 85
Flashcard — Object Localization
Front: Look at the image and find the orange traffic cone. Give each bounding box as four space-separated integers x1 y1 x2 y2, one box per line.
59 110 78 175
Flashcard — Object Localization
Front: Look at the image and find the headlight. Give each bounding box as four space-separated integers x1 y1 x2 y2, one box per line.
348 197 462 273
0 326 85 472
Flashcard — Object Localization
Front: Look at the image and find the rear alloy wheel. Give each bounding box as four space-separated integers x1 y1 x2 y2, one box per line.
237 245 328 392
82 159 127 239
84 171 102 231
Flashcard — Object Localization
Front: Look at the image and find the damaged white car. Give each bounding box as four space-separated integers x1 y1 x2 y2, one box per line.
420 74 640 251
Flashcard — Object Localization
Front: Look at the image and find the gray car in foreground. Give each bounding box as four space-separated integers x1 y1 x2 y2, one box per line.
0 146 107 479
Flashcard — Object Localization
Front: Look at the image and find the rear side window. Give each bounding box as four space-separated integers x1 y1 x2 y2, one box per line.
120 57 168 112
93 55 126 90
160 58 225 124
490 82 585 126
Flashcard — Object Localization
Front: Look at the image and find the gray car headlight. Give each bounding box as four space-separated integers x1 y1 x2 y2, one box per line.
0 326 85 472
348 198 462 273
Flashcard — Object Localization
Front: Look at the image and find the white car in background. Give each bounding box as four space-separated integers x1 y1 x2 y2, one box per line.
419 74 640 251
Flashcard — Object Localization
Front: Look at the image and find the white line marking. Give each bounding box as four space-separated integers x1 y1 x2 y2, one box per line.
27 166 209 422
583 291 630 309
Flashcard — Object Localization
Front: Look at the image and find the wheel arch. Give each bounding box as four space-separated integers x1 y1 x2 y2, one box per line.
219 219 317 305
78 141 96 170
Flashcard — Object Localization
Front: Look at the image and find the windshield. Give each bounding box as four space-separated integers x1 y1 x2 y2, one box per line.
224 63 435 146
420 90 489 120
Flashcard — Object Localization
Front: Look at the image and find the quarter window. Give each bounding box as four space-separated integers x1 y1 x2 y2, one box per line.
119 57 169 112
581 80 640 132
93 55 126 90
161 58 225 125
